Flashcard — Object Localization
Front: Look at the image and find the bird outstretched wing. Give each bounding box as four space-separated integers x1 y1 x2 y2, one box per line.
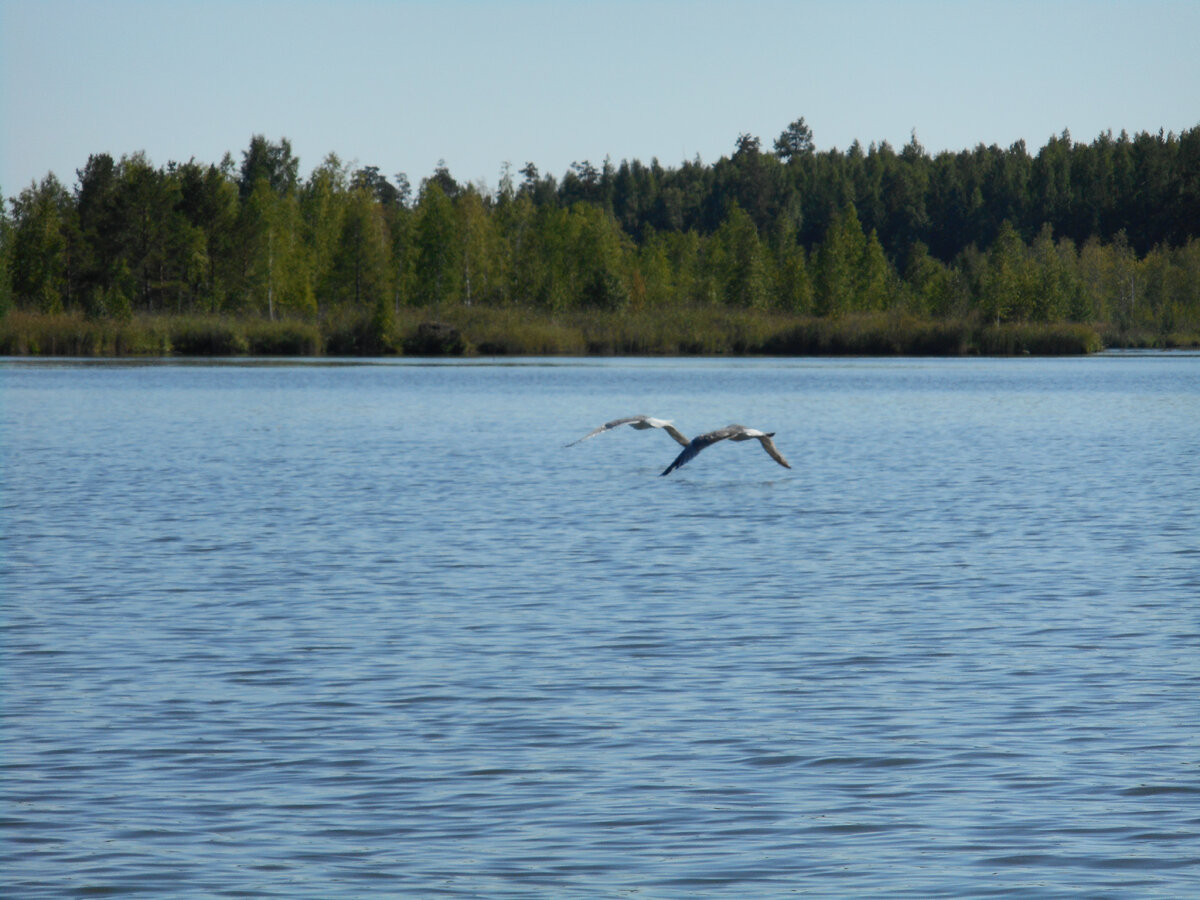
659 426 738 476
565 416 646 447
566 415 689 448
756 433 791 468
658 423 690 447
660 424 791 475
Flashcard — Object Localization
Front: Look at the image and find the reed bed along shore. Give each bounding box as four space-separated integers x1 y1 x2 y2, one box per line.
2 308 1186 359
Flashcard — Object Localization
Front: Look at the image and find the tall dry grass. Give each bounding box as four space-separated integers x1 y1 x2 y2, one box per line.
0 308 1107 358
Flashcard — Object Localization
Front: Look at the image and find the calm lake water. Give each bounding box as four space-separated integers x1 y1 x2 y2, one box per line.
2 354 1199 898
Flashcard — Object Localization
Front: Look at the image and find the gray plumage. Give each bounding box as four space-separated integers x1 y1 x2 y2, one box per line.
566 415 690 448
660 424 791 476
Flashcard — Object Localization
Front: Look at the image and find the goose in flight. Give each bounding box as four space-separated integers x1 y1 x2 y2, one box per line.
660 424 791 476
566 415 690 448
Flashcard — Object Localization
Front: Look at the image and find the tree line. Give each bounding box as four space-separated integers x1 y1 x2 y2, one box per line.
2 122 1199 342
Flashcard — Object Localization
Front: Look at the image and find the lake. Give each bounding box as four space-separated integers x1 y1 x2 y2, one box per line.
2 354 1198 898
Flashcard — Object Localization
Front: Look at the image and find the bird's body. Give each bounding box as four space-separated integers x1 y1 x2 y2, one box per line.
566 415 690 448
660 424 791 476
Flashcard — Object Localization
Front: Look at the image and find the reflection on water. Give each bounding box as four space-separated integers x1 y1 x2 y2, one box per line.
3 356 1199 898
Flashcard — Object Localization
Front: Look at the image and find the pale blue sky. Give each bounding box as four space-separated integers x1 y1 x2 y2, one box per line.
2 0 1198 197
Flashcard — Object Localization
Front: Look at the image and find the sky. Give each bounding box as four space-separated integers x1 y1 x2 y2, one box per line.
2 0 1198 197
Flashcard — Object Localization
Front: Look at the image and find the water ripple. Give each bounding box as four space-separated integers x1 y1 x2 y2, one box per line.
3 356 1199 898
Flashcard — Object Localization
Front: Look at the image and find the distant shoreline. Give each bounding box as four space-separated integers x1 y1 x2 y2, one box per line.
7 131 1199 353
6 308 1197 358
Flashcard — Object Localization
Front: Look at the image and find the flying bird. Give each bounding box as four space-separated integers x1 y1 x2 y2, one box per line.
565 415 690 448
660 424 791 476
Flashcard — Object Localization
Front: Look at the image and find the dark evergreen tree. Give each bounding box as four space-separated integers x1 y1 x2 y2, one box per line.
774 117 815 163
238 135 299 200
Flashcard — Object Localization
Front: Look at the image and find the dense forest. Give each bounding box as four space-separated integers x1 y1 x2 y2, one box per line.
3 120 1199 355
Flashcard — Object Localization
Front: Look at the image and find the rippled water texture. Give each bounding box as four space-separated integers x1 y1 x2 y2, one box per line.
3 355 1199 897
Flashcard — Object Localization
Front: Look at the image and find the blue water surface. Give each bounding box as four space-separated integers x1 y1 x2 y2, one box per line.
2 355 1199 897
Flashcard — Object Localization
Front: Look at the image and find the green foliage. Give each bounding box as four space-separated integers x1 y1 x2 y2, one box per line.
302 153 350 308
9 175 72 311
573 203 632 311
238 182 315 319
0 311 169 355
243 319 322 356
979 221 1031 323
88 283 133 321
168 317 249 355
859 229 894 311
413 181 460 306
902 242 962 317
814 204 868 315
0 185 16 316
709 203 768 309
332 187 391 308
367 292 397 354
977 322 1102 355
4 125 1200 353
774 117 815 163
456 186 503 306
239 135 299 200
176 159 239 312
465 308 587 356
403 321 468 356
762 314 972 356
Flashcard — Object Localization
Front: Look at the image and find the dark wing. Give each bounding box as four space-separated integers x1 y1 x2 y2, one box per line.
659 427 737 476
564 416 648 447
